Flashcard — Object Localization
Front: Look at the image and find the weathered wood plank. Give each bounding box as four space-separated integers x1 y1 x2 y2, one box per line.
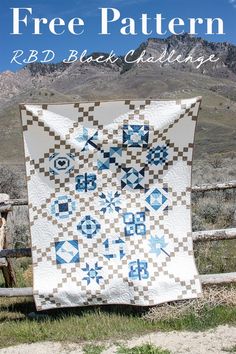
0 287 33 297
200 272 236 285
191 180 236 192
0 194 17 287
0 248 31 258
1 272 236 297
193 228 236 242
1 264 17 288
0 217 7 267
0 198 26 211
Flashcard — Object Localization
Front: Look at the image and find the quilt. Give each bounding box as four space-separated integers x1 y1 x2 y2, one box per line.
20 98 202 311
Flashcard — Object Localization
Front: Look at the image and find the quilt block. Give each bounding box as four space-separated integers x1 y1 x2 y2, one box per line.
20 98 202 310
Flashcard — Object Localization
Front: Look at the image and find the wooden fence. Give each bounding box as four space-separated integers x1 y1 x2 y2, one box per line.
0 180 236 297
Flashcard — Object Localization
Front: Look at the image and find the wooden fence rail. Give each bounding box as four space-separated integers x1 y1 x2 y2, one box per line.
191 180 236 192
1 272 236 297
0 180 236 296
192 228 236 242
1 228 236 260
0 180 235 213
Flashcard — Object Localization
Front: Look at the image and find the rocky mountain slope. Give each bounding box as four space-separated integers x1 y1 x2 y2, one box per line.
0 34 236 166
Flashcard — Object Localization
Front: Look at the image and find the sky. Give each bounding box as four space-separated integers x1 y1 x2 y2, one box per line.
0 0 235 72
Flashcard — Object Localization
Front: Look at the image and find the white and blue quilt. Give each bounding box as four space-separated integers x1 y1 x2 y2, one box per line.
20 98 202 310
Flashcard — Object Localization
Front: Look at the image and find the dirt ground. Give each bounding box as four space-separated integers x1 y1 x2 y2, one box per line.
0 324 236 354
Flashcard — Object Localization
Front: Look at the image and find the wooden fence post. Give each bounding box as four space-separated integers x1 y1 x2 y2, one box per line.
0 194 16 287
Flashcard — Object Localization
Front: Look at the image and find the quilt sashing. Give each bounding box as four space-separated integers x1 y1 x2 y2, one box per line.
20 97 203 311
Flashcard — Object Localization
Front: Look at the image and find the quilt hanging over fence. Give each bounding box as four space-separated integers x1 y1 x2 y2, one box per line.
20 97 202 311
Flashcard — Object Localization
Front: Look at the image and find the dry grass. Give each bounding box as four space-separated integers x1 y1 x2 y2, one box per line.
143 285 236 322
23 265 33 286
